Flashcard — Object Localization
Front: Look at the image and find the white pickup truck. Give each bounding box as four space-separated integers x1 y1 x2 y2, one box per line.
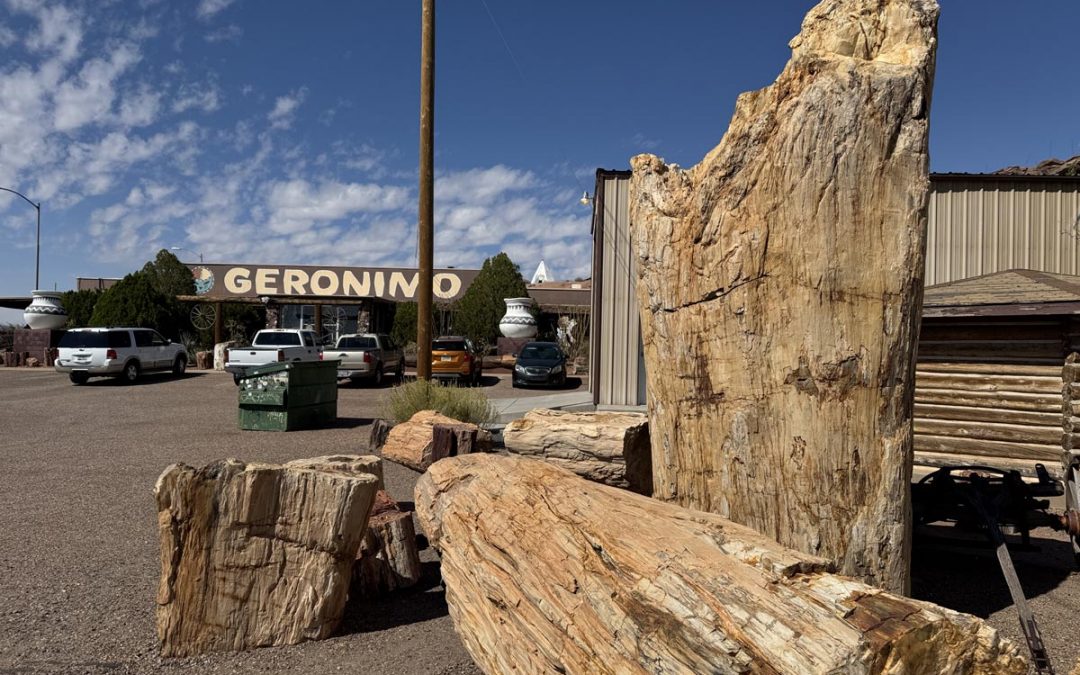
326 333 404 385
224 329 323 384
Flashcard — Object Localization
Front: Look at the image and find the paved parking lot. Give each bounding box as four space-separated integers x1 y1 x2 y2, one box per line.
0 367 1076 673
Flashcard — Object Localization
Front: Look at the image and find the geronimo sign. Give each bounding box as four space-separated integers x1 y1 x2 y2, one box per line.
187 264 479 302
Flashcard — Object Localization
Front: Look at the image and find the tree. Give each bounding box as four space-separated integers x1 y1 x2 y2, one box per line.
392 302 419 348
142 249 196 296
61 289 102 328
90 272 176 335
453 253 530 351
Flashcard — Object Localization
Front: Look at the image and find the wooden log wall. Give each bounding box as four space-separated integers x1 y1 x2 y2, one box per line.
913 316 1077 477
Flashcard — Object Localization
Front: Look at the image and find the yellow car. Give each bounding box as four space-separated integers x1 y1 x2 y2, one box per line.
431 336 482 385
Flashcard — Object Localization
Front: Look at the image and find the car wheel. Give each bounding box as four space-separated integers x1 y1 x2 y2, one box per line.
172 355 187 376
373 364 383 387
396 362 404 382
121 361 140 384
233 373 242 386
69 372 89 385
511 379 520 389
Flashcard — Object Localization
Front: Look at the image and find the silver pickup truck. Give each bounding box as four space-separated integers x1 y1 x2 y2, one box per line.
327 333 404 385
224 329 323 384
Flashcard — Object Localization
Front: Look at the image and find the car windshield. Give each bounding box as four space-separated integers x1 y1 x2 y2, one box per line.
338 336 377 349
432 339 467 352
253 332 301 346
520 345 561 360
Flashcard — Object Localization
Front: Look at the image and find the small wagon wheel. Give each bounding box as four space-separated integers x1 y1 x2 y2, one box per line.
190 303 217 331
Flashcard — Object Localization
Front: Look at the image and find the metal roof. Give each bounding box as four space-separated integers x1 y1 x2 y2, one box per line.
922 269 1080 317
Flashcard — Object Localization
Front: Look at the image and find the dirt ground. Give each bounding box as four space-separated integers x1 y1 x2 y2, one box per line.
0 367 1077 673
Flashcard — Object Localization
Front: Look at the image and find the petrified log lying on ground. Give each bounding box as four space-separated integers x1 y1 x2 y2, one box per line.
628 0 940 592
502 409 652 494
416 455 1026 674
353 491 422 597
154 459 379 657
381 410 491 472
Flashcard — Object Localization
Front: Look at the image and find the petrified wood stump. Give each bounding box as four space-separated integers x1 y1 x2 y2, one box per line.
628 0 939 592
154 459 379 657
416 455 1026 675
352 491 422 598
502 409 652 494
285 454 385 491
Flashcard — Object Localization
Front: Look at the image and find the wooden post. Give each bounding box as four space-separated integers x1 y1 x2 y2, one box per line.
213 302 223 345
314 304 323 337
416 0 435 380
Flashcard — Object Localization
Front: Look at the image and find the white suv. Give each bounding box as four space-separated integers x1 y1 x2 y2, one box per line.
54 327 188 385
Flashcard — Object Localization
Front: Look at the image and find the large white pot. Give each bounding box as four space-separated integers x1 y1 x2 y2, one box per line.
499 297 537 339
23 290 67 330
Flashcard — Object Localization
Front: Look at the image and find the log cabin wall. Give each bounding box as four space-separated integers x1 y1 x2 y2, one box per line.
913 315 1080 477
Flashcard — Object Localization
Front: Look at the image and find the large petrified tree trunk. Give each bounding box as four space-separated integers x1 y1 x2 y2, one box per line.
416 455 1026 675
628 0 939 592
503 409 652 494
154 459 379 657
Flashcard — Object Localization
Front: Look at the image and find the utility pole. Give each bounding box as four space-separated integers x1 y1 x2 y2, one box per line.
416 0 435 381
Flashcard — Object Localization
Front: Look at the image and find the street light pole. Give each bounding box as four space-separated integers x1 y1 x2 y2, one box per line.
170 246 204 264
0 186 42 289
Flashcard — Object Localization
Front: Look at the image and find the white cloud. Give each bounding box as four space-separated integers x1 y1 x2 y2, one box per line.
196 0 238 20
23 4 83 64
0 24 18 47
53 43 141 132
117 85 161 127
266 179 409 234
205 24 242 43
172 78 221 114
436 165 536 204
267 88 306 130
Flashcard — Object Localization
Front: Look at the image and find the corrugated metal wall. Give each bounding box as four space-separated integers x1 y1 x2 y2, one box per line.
927 177 1080 286
594 172 643 407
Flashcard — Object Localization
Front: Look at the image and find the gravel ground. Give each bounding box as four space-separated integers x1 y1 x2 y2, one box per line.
0 368 576 675
1 367 1077 673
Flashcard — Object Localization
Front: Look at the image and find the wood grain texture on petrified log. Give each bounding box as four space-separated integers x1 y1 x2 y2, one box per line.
415 455 1026 675
285 454 385 490
628 0 940 592
381 410 491 472
502 409 652 494
154 459 379 657
353 491 422 598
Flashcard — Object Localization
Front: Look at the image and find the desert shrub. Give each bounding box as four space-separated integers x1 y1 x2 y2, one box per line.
380 379 496 426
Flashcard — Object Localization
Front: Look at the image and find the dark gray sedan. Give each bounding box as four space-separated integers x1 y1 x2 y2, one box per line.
511 341 567 388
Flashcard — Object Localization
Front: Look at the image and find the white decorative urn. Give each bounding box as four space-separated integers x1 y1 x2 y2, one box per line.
23 290 67 330
498 297 537 339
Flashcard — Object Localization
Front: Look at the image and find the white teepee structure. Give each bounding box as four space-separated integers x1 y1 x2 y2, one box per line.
530 260 552 284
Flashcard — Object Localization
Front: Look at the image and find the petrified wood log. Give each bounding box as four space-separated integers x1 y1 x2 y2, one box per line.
368 418 395 451
502 409 652 494
416 455 1026 675
352 491 422 598
154 459 379 657
628 0 939 592
285 454 384 491
381 410 491 472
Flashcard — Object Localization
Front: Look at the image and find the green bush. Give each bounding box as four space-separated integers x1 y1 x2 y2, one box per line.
380 379 496 426
60 289 101 328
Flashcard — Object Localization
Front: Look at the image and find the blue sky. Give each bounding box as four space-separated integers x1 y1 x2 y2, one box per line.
1 0 1079 324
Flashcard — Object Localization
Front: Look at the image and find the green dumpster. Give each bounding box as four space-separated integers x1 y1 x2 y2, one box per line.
237 360 339 431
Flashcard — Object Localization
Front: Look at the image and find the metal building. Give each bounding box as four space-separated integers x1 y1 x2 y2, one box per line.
928 174 1080 286
591 171 1080 407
